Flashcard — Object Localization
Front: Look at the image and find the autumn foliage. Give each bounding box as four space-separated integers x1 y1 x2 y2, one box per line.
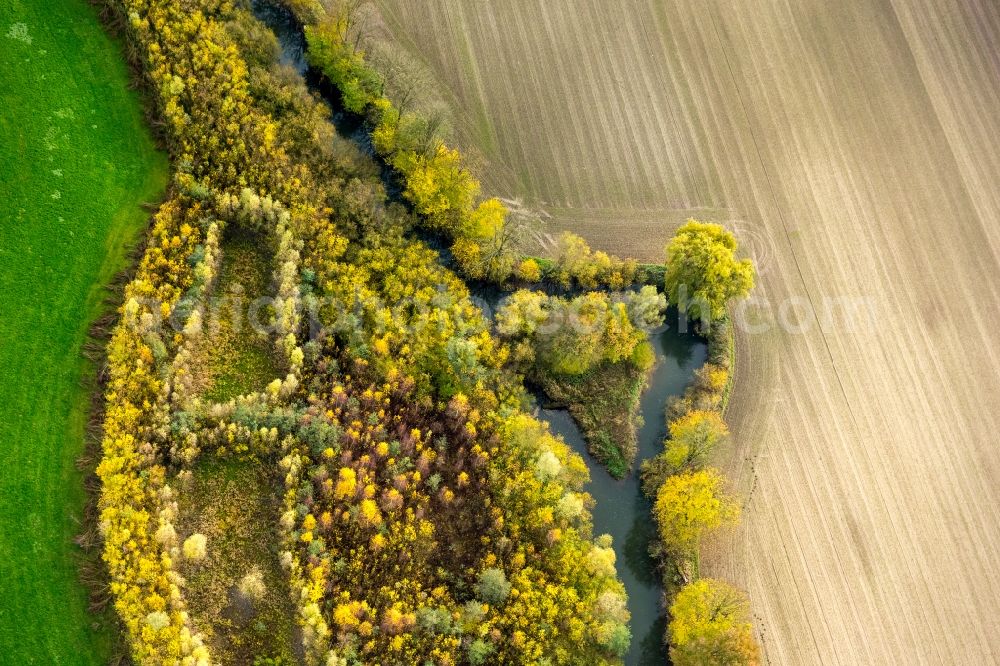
668 579 760 666
97 0 635 663
638 223 759 661
303 3 645 290
664 221 755 322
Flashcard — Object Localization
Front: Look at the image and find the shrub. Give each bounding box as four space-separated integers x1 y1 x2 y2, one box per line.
239 567 267 600
183 533 208 561
467 639 494 665
630 340 656 372
549 232 639 289
517 257 542 282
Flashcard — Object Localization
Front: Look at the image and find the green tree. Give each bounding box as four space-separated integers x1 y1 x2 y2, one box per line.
304 19 383 114
668 579 760 666
467 639 494 665
625 284 667 329
476 568 512 605
542 292 616 375
664 221 754 322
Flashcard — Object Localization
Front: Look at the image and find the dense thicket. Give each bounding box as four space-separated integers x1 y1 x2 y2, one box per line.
98 0 632 663
280 358 629 663
495 290 654 377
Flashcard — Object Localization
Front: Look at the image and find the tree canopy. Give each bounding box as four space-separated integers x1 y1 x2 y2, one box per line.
654 468 739 557
664 409 730 472
495 290 652 376
664 221 754 322
668 578 761 666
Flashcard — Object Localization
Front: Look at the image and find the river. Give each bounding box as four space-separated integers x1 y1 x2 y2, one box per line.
541 327 706 665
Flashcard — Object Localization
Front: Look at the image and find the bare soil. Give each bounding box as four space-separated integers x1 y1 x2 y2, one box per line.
375 1 1000 662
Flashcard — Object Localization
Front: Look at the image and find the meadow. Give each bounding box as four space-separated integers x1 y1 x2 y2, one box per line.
374 0 1000 662
0 0 166 661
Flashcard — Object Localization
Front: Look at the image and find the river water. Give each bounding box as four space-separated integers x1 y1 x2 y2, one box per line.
541 328 706 665
251 3 709 662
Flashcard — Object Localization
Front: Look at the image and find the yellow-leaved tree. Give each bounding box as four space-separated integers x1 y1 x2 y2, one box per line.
392 145 479 229
668 578 761 665
664 409 729 472
654 468 739 561
664 220 755 323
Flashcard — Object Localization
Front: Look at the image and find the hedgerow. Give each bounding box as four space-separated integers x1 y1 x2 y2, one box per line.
98 196 211 664
636 223 760 662
298 1 645 290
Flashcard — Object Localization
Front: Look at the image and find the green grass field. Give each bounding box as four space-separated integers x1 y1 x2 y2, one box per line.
202 229 281 403
0 0 167 661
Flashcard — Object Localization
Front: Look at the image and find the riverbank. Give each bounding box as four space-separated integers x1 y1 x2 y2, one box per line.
541 328 707 665
537 359 648 478
248 5 721 663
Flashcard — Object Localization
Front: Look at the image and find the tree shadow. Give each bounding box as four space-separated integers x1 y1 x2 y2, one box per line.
634 613 669 666
622 489 659 587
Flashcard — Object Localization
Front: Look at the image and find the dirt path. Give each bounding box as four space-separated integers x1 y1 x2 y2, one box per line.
376 0 1000 662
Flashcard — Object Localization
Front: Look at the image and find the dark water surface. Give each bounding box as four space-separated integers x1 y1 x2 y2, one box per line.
541 329 706 665
253 0 378 156
252 3 709 661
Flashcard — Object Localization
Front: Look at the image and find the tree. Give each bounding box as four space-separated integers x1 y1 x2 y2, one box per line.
542 292 612 375
475 568 511 605
304 18 383 114
496 290 647 376
664 221 754 323
664 410 729 472
182 533 207 561
495 290 549 338
654 468 738 558
517 258 542 282
668 579 761 666
392 145 479 229
601 301 645 364
467 639 494 665
553 232 599 288
239 566 267 600
453 197 518 282
625 285 667 329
